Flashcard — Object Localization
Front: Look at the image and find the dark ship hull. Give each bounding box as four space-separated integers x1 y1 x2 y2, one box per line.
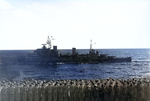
18 55 131 65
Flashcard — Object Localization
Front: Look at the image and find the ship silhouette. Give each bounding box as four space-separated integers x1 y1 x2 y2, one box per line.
18 36 131 64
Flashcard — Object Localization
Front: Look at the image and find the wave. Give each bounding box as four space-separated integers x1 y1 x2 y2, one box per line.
132 60 150 62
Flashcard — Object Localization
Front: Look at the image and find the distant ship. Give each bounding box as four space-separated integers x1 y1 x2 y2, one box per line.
18 36 132 64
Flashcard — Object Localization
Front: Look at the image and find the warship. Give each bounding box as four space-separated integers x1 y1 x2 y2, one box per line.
18 36 131 64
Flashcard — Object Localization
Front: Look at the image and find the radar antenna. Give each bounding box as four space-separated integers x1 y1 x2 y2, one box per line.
51 36 55 40
47 36 51 49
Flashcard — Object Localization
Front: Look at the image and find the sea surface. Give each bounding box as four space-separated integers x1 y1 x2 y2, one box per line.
0 49 150 81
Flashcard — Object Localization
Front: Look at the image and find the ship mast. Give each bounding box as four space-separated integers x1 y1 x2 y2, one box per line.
47 36 51 49
90 40 92 52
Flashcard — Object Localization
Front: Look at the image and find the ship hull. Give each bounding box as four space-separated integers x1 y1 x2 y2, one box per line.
18 56 132 64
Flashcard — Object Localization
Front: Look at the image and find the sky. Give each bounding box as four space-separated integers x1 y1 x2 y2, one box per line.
0 0 150 50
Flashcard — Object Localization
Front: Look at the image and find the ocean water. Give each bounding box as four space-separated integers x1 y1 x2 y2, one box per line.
0 49 150 81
